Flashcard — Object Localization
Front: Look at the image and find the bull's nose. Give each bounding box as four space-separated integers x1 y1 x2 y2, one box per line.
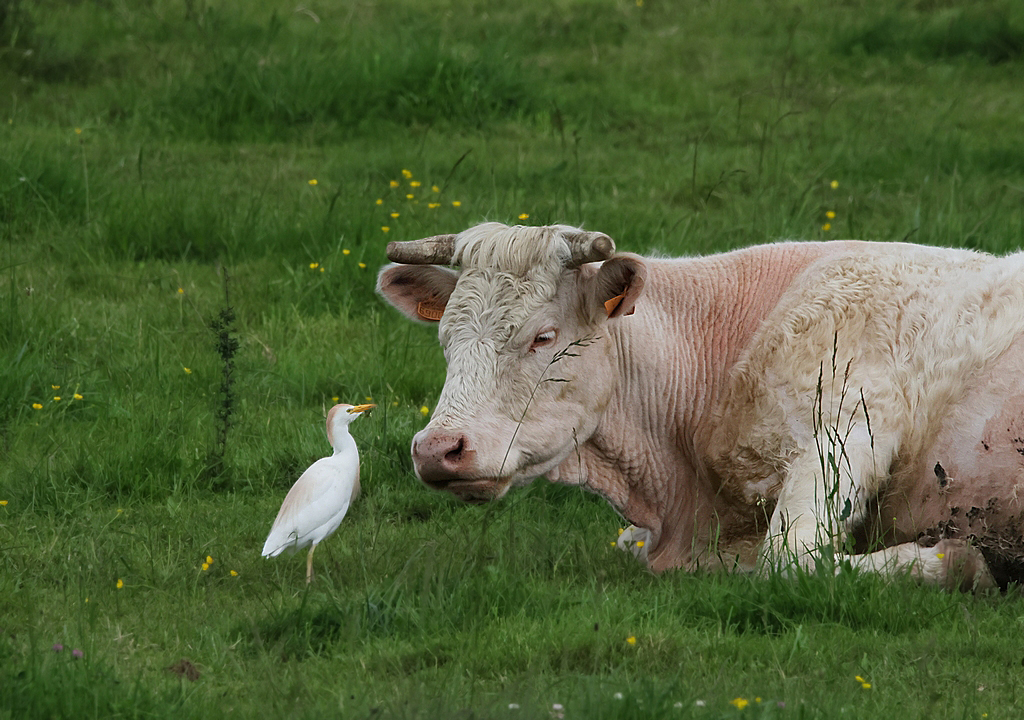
412 430 476 487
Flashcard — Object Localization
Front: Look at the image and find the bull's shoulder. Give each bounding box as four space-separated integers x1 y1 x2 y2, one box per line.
672 243 849 502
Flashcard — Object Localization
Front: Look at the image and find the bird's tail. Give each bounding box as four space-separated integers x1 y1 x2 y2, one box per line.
261 531 296 558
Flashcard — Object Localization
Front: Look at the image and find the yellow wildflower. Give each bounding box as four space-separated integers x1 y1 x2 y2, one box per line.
382 226 390 233
432 185 440 193
206 555 213 564
610 541 615 546
937 552 945 559
618 528 624 535
74 393 83 400
826 210 836 219
365 396 374 403
389 180 400 188
52 385 60 390
518 213 529 221
452 201 461 207
177 287 184 294
116 578 124 589
53 396 61 402
428 202 440 209
309 262 319 269
376 198 383 205
390 212 400 219
822 223 831 232
183 367 192 374
401 169 413 179
730 698 749 710
410 181 421 188
201 563 209 571
420 406 430 416
861 682 871 690
32 403 42 410
320 267 324 273
343 248 351 255
831 180 839 189
626 636 636 645
358 262 367 269
332 396 340 403
230 570 238 577
308 179 318 186
406 193 414 200
0 500 8 506
636 541 645 548
74 127 82 135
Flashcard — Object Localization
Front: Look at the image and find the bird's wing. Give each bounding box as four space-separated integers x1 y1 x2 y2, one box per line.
261 454 358 557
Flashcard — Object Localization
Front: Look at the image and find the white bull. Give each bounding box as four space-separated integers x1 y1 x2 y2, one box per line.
378 222 1024 590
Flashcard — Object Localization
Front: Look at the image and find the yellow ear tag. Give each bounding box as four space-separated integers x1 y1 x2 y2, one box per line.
416 300 445 321
603 293 635 317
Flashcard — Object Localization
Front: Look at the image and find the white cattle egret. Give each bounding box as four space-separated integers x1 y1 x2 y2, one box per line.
262 403 375 583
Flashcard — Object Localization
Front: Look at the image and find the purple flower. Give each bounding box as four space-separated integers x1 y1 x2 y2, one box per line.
72 648 83 659
52 643 64 653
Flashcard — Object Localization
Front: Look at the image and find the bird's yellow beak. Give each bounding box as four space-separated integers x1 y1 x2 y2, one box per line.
347 403 376 414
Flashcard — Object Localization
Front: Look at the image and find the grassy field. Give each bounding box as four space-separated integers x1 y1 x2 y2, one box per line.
3 0 1024 717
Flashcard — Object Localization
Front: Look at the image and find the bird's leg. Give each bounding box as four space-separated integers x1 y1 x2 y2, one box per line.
306 543 317 584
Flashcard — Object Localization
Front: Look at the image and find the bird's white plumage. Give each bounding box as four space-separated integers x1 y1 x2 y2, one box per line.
261 403 373 581
260 455 358 557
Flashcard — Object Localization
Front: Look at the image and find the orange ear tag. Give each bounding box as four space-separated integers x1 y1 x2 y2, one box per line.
603 293 635 317
604 293 624 316
416 300 445 321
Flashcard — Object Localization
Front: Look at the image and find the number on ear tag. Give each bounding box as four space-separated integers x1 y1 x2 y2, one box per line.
416 300 445 321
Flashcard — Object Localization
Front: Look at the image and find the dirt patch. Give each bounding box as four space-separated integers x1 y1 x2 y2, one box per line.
916 498 1024 589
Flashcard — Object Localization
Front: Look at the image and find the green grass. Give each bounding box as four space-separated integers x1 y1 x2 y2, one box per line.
3 0 1024 717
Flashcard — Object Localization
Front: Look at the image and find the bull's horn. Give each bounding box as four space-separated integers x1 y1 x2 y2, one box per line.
562 230 616 267
386 234 457 265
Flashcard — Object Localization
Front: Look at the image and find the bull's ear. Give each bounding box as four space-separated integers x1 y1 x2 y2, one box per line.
376 264 459 324
585 254 647 320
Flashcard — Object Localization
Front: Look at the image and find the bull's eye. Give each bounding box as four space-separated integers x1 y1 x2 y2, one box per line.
530 329 557 352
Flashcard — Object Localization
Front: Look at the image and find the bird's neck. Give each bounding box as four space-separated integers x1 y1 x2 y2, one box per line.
331 430 357 456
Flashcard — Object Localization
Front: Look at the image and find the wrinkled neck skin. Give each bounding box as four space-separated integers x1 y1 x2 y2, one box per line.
550 246 822 573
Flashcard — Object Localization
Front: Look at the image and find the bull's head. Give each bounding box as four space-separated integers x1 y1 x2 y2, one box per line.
377 223 646 503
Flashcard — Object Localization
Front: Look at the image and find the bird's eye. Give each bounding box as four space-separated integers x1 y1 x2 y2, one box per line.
530 329 557 351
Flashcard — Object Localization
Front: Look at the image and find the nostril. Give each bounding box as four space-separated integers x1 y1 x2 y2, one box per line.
413 431 474 483
444 437 465 464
